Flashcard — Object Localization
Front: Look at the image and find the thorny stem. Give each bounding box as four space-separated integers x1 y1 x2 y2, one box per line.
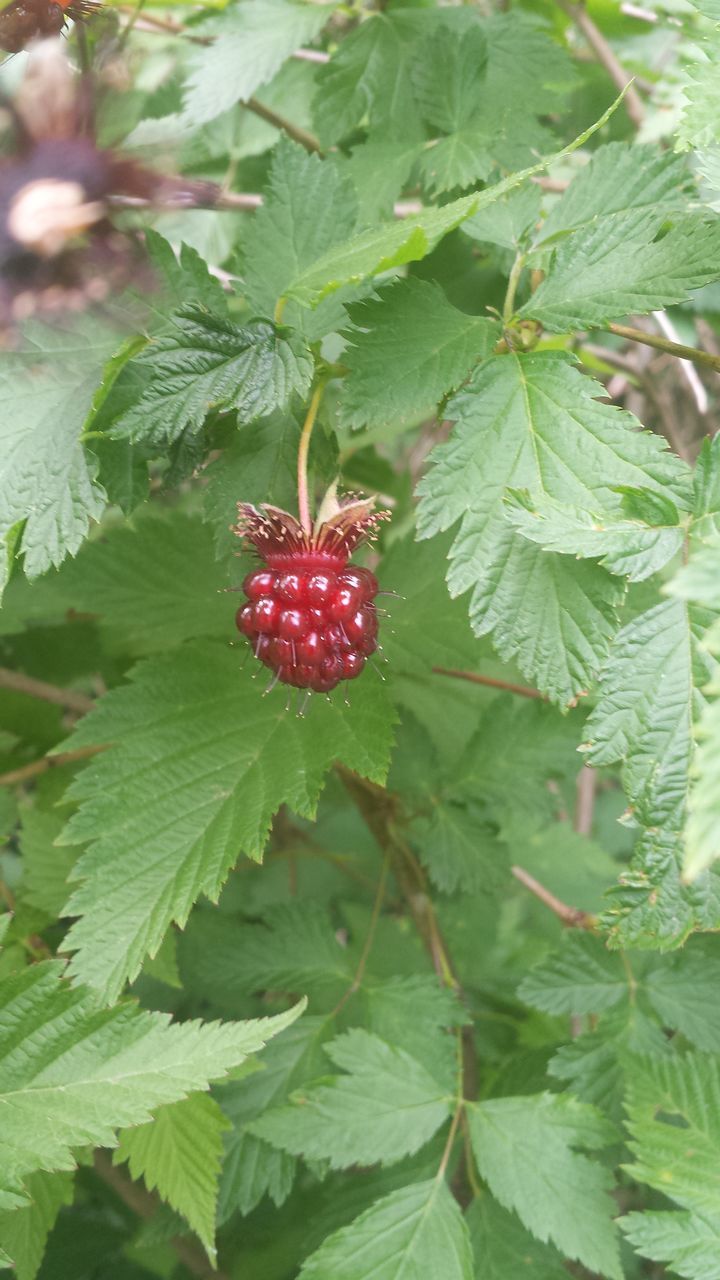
556 0 645 128
502 252 526 324
432 666 545 701
0 667 94 716
331 854 390 1016
607 321 720 375
297 382 326 535
511 864 596 929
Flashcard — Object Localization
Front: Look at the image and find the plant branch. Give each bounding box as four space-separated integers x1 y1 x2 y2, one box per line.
331 854 390 1016
93 1152 228 1280
556 0 645 127
607 322 720 374
243 97 322 153
511 864 596 928
503 252 526 324
0 745 105 787
432 667 545 701
0 667 94 716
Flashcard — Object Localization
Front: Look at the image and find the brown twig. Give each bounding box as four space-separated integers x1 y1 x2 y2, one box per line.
243 97 322 153
94 1152 228 1280
0 745 105 787
511 864 596 928
432 667 545 701
0 667 94 716
556 0 645 128
608 322 720 374
574 764 596 837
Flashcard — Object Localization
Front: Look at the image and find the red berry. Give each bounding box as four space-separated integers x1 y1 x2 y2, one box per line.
278 608 309 640
233 511 385 695
341 651 366 679
295 631 326 665
236 603 255 637
328 584 363 623
253 597 281 633
277 572 306 604
339 567 378 600
306 572 336 606
244 569 276 600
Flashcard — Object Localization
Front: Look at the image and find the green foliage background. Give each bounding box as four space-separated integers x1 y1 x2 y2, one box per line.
3 0 720 1276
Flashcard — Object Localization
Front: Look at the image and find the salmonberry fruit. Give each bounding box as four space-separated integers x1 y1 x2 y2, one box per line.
233 492 389 696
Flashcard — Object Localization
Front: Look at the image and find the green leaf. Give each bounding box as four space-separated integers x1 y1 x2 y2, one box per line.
299 1179 474 1280
250 1029 451 1169
468 1093 621 1279
29 510 231 656
411 24 487 134
19 807 79 920
467 1197 569 1280
339 280 500 432
622 1208 720 1280
411 799 509 896
644 943 720 1051
312 12 427 147
0 960 302 1208
417 352 686 702
202 414 301 561
583 599 715 830
58 645 396 1001
180 904 355 1008
110 308 313 446
524 212 720 333
216 1017 332 1219
114 1093 229 1257
242 138 358 342
0 1171 73 1280
462 185 542 252
505 490 684 582
534 143 691 247
0 318 119 591
518 934 628 1016
283 93 627 309
601 830 720 951
687 686 720 880
677 50 720 151
625 1052 720 1218
182 0 333 126
669 537 720 614
549 1008 669 1123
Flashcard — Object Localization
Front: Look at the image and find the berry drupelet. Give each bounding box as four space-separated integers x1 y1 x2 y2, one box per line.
234 495 388 695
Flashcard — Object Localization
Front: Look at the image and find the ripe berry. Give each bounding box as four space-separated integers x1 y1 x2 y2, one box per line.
232 494 388 696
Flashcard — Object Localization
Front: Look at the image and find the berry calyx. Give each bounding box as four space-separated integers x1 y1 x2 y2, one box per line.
233 491 388 695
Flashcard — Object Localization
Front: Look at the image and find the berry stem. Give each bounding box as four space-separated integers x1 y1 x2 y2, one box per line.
297 382 325 535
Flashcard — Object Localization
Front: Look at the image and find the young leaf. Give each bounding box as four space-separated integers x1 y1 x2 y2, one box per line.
114 1093 230 1257
339 279 501 432
299 1179 474 1280
0 961 302 1208
467 1093 621 1279
110 308 313 446
250 1029 452 1169
58 645 396 1001
182 0 333 126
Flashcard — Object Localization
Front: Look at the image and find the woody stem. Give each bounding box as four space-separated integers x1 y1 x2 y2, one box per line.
297 383 325 535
